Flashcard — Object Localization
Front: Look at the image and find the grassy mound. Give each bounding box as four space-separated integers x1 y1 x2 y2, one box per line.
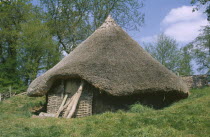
0 87 210 137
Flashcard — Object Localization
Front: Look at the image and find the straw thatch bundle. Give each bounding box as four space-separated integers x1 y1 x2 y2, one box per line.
27 16 189 99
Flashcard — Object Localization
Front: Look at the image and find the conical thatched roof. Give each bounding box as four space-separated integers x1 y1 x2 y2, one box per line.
27 16 189 98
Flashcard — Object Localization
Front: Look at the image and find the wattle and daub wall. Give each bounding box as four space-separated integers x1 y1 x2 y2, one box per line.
47 80 93 118
47 79 190 118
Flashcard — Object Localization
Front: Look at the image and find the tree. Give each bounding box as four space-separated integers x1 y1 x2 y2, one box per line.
191 0 210 21
187 25 210 73
144 34 193 75
190 1 209 75
145 34 181 72
40 0 145 53
17 19 60 84
0 0 32 87
0 0 60 91
178 46 193 75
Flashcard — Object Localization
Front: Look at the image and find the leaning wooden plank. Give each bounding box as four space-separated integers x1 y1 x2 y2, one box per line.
63 92 78 118
63 80 85 117
66 81 84 118
65 94 80 118
64 80 85 118
63 95 74 109
63 96 73 110
64 93 79 117
55 94 68 118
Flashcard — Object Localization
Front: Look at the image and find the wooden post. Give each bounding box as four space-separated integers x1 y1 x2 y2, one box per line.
0 93 1 102
9 85 12 97
61 80 64 99
176 72 179 76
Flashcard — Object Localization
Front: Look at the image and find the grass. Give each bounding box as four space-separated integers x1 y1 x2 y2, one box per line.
0 87 210 137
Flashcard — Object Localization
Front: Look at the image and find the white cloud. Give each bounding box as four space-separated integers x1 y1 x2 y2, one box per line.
164 20 208 42
162 6 203 24
162 6 208 43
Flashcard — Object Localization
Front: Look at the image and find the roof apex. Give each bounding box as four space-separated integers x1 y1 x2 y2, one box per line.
105 15 115 22
99 15 118 29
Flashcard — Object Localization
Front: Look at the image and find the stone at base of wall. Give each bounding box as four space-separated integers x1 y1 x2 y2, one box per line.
39 112 55 117
181 75 209 89
31 113 56 118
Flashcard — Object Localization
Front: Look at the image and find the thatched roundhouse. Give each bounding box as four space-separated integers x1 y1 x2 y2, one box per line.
27 16 189 118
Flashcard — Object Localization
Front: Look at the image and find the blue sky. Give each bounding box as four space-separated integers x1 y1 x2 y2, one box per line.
131 0 209 47
139 0 192 37
127 0 209 74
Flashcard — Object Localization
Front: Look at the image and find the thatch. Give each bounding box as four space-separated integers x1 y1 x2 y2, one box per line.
27 16 189 98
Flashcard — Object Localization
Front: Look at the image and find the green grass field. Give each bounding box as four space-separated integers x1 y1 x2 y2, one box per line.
0 87 210 137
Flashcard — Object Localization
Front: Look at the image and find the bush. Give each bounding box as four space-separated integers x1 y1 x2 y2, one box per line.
129 103 154 113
